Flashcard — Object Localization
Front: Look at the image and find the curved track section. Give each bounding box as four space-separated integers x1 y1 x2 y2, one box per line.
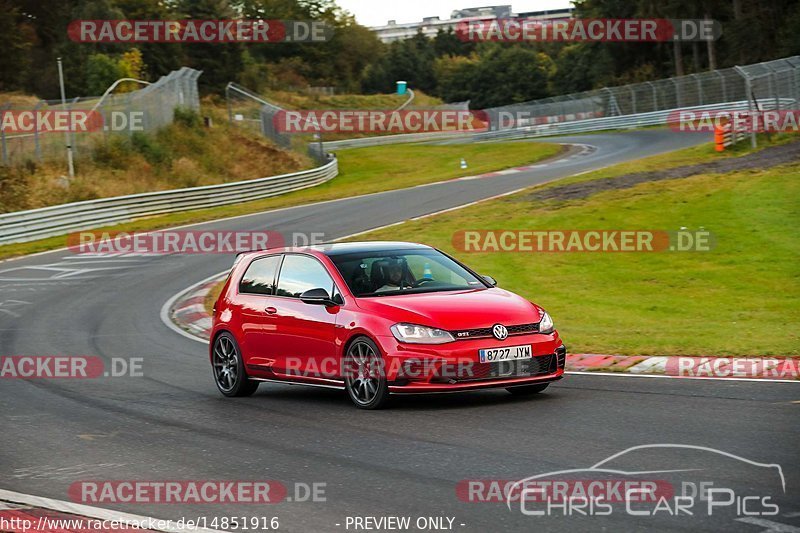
1 131 797 532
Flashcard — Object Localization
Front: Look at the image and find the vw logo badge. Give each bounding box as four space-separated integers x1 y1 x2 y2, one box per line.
492 324 508 341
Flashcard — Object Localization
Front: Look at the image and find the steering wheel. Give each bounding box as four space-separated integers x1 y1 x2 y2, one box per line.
412 278 435 288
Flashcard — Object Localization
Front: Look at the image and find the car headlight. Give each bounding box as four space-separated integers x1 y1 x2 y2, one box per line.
390 323 455 344
538 311 554 334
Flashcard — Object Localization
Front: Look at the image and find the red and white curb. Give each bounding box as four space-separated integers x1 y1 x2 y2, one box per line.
160 271 228 344
0 489 223 532
164 277 799 382
568 354 799 382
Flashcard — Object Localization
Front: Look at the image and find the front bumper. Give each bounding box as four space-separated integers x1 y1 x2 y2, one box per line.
374 334 566 394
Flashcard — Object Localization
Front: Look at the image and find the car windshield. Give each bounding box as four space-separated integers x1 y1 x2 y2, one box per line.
329 248 487 297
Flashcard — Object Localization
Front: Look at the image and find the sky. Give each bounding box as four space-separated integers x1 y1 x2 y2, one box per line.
335 1 573 27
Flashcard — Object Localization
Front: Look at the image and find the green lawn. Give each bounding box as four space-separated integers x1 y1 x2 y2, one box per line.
0 141 560 260
331 141 562 194
353 150 800 356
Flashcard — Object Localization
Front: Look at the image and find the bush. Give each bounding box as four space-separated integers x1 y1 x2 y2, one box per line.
173 107 201 128
131 132 170 166
0 165 30 213
91 136 133 169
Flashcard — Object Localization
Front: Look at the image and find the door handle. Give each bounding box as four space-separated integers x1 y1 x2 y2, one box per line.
265 306 277 315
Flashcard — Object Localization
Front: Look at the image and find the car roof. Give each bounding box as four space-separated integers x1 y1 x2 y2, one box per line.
239 241 434 259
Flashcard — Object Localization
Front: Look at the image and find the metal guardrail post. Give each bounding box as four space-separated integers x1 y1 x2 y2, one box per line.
645 81 657 111
69 97 80 157
225 83 234 123
767 70 778 111
670 78 681 108
691 74 703 105
0 104 9 165
733 65 757 149
34 100 43 160
715 71 727 102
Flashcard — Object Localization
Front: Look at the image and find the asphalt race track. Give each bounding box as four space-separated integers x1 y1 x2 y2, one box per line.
1 130 797 532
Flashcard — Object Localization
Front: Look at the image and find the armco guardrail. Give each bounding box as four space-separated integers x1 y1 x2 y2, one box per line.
323 98 796 149
474 98 797 141
0 157 337 245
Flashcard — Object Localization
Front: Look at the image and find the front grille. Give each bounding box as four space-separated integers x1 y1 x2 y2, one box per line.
442 354 555 382
451 322 539 340
556 345 567 369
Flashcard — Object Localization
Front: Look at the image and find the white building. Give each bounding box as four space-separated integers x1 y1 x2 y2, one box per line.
370 5 573 43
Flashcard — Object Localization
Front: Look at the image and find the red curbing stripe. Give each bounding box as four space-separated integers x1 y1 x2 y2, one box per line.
178 295 206 307
174 311 208 323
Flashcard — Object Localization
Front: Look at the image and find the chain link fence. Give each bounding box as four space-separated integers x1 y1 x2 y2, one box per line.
225 82 327 165
483 56 800 136
0 67 202 167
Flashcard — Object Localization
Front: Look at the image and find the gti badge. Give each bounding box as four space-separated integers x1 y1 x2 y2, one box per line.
492 324 508 340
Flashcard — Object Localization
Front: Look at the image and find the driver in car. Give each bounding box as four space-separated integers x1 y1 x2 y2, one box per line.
375 261 407 293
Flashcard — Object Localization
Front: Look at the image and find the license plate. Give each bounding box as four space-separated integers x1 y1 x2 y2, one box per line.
479 344 532 363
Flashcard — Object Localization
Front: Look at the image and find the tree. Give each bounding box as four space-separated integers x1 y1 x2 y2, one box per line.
433 27 474 57
176 0 244 94
118 48 147 91
0 0 31 91
468 46 554 108
86 54 123 95
433 54 479 103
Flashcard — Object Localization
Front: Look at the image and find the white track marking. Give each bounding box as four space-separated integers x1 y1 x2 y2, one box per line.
159 270 229 345
626 356 669 373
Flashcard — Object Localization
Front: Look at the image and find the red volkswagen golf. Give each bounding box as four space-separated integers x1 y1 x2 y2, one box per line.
210 242 566 409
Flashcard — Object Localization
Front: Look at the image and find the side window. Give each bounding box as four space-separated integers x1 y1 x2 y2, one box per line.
239 255 282 295
276 255 334 298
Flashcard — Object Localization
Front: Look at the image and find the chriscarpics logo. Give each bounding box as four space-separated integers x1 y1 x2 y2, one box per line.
501 445 787 521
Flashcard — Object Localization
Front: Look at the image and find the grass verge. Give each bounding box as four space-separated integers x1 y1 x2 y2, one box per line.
264 89 443 110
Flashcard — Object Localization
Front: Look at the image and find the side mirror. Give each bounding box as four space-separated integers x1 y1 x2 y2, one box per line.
482 275 497 287
300 288 338 306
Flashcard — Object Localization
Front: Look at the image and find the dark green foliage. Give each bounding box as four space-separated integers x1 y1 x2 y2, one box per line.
0 0 797 107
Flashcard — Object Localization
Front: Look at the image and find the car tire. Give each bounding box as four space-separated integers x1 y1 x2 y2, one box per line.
212 332 259 397
506 383 549 395
344 336 390 410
